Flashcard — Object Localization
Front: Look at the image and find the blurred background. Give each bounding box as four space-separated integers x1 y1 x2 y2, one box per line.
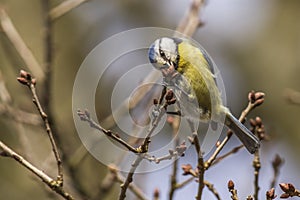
0 0 299 199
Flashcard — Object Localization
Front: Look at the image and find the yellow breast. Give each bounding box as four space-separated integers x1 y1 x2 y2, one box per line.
176 41 223 119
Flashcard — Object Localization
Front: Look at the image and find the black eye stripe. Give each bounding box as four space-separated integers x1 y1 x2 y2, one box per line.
158 39 168 61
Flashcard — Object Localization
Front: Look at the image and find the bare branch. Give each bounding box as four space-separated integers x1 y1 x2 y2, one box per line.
175 0 205 37
253 150 261 200
50 0 91 21
118 155 144 200
204 180 221 200
270 154 284 189
0 140 73 200
17 70 63 183
0 8 44 80
211 145 244 167
228 180 239 200
108 164 148 200
77 109 140 153
0 103 41 125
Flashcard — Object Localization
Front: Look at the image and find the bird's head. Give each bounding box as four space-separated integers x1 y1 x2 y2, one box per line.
148 37 179 77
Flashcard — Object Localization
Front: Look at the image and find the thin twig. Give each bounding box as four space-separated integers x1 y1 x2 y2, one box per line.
17 70 63 183
0 8 44 79
50 0 91 21
253 150 261 200
118 155 144 200
192 132 205 200
77 109 140 153
118 89 173 199
176 177 195 189
97 127 143 198
0 103 41 125
41 0 53 110
270 154 284 189
0 70 11 103
0 140 73 200
279 183 300 198
228 180 239 200
211 145 244 167
169 120 180 200
203 180 221 200
108 164 148 200
143 141 186 164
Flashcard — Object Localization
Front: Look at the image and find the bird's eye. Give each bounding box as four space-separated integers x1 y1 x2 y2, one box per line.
159 50 166 57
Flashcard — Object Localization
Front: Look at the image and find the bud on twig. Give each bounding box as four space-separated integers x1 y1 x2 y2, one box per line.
279 183 300 198
248 90 265 107
266 188 277 199
228 180 235 190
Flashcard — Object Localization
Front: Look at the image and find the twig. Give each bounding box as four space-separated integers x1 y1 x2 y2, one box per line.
169 117 180 200
279 183 300 198
118 89 174 200
203 180 221 200
143 141 186 164
108 164 148 200
228 180 239 200
175 0 205 37
0 103 41 125
211 145 244 167
0 8 44 79
176 177 195 189
193 132 205 200
153 188 160 200
0 140 73 200
266 188 277 200
204 91 265 169
270 154 284 189
253 150 261 200
118 155 144 200
17 70 63 183
50 0 91 21
97 127 143 198
0 70 11 103
77 109 140 153
41 0 53 110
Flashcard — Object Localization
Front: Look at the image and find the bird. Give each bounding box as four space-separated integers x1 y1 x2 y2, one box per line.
148 37 260 154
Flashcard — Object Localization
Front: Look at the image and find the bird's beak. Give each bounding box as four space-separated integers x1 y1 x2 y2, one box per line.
161 61 176 78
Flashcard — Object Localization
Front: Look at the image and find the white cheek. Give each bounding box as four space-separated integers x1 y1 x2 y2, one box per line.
157 57 166 64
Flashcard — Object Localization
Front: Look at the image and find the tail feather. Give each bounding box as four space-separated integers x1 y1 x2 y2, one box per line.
225 112 260 154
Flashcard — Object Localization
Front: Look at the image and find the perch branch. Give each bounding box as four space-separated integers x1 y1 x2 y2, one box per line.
118 155 144 200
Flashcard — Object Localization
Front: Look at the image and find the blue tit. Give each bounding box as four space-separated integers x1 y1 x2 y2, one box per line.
148 37 260 154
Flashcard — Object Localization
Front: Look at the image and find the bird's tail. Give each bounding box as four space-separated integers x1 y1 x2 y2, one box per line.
225 112 260 154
